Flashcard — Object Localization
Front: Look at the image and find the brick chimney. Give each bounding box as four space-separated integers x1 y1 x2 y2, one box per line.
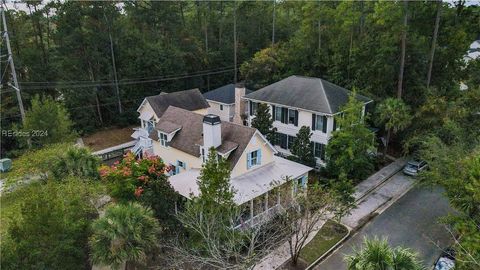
233 82 246 125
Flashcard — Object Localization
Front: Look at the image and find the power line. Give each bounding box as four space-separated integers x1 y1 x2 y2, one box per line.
18 65 237 86
19 68 236 90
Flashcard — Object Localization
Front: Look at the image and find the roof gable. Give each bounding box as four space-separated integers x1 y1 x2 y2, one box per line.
154 106 256 169
144 89 209 117
244 75 371 114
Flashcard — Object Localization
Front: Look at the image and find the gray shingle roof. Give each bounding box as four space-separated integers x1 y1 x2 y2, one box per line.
156 121 182 134
203 84 252 104
152 106 255 169
244 75 372 114
145 89 209 117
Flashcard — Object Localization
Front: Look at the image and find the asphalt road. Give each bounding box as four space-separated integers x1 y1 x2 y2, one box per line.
314 185 455 270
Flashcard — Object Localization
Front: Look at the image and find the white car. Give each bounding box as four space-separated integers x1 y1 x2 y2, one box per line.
434 248 455 270
403 160 428 177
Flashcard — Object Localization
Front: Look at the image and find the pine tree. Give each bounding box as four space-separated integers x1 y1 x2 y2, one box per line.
290 126 316 166
197 147 234 207
251 103 277 143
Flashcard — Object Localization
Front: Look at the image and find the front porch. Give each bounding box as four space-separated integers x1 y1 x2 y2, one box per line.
168 156 311 227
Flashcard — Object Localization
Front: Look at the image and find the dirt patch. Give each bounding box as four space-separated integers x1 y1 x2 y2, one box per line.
82 126 136 151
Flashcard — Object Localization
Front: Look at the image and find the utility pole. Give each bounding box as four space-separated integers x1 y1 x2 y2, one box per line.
233 0 237 84
1 6 26 123
272 0 276 46
103 11 122 113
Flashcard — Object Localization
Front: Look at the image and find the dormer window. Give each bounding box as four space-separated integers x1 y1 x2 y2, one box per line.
159 133 168 147
247 149 262 169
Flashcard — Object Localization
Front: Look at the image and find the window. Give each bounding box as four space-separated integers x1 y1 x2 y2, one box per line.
251 151 258 165
160 133 168 147
177 160 186 169
275 133 296 150
277 133 288 149
312 114 327 133
143 119 155 133
288 109 298 126
287 135 296 150
312 142 326 160
274 106 289 124
220 104 224 111
275 106 282 122
247 149 262 169
249 101 259 116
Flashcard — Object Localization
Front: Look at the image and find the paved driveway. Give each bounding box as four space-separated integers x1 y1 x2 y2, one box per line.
314 185 455 270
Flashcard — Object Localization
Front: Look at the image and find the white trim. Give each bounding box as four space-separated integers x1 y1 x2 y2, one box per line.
254 130 278 154
136 98 148 113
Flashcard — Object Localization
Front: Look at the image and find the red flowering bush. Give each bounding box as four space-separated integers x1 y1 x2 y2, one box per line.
99 152 167 202
99 152 181 230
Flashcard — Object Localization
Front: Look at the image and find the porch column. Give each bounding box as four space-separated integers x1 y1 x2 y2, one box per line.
250 199 254 221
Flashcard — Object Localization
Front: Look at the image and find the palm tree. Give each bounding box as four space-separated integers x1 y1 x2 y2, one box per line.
89 203 160 270
376 98 412 160
345 237 424 270
51 147 100 179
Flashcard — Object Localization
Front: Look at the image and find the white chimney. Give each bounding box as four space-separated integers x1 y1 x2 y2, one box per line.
203 114 222 149
233 82 246 124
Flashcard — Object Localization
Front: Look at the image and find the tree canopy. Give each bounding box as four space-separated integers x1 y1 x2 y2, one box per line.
326 92 376 180
3 1 477 157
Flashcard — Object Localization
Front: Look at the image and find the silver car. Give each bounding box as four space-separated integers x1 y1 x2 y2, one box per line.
403 160 428 176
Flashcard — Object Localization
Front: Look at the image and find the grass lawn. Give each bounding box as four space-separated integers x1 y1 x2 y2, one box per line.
299 220 349 265
82 126 136 151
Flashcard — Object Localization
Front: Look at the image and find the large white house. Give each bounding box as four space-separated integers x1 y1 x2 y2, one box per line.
243 75 373 167
132 90 312 227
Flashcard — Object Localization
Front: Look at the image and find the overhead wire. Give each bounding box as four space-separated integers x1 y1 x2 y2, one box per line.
18 65 237 85
18 66 237 91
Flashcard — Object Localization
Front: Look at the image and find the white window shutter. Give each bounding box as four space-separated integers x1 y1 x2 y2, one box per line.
258 150 262 165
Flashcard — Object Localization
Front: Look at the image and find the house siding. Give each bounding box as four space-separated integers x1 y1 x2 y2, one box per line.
245 100 364 166
138 101 159 122
206 101 234 122
193 108 209 116
152 140 203 172
231 133 275 178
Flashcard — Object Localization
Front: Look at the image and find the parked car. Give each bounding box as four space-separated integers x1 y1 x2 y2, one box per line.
403 160 428 176
434 248 455 270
